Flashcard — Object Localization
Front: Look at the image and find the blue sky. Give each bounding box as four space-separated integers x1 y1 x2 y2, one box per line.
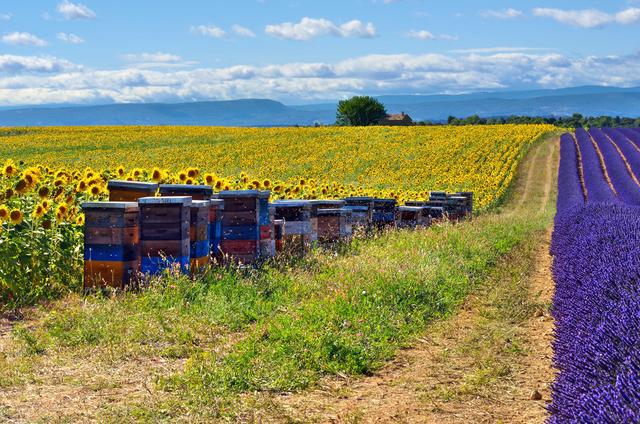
1 0 639 105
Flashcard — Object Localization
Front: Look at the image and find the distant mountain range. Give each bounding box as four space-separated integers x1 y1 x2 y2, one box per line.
1 86 639 127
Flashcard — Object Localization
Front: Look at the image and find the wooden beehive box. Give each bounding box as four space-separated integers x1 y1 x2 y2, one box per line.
138 196 191 274
373 198 397 228
217 190 270 264
82 201 140 290
271 200 313 256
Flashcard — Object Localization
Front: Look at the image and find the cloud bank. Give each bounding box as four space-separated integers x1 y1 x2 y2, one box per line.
1 50 639 106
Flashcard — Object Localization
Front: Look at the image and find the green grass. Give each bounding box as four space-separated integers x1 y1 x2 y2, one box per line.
0 136 558 422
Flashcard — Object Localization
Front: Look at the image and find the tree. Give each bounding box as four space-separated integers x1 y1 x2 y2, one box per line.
336 96 387 126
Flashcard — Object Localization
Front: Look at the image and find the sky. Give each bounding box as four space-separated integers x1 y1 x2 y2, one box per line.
0 0 640 106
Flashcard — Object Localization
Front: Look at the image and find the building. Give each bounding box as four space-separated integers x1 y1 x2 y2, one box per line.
378 113 414 126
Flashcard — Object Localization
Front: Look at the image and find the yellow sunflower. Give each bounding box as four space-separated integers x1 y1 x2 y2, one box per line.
9 209 23 225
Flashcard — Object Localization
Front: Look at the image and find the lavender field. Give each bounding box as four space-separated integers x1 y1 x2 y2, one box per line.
551 128 640 421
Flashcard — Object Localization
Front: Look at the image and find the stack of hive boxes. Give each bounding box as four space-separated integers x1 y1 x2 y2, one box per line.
107 180 158 201
158 184 216 266
82 201 140 290
218 190 270 264
396 206 430 229
453 192 474 219
189 200 211 270
311 199 350 244
138 196 191 274
271 200 313 256
344 197 375 234
372 198 397 229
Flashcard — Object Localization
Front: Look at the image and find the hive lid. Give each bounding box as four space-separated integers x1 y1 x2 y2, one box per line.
309 199 346 206
159 184 213 193
345 196 375 201
272 200 311 208
208 199 224 206
218 189 270 198
107 180 158 190
138 196 192 206
398 206 423 211
191 200 211 208
81 201 139 210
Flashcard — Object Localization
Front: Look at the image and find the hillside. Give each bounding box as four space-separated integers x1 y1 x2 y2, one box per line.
0 86 639 126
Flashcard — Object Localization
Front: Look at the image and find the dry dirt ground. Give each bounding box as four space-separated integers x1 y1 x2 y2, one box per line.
262 138 559 423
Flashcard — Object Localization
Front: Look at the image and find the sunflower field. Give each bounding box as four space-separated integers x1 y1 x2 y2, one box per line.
0 124 552 306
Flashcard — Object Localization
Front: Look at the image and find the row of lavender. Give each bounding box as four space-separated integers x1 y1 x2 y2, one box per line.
550 128 640 421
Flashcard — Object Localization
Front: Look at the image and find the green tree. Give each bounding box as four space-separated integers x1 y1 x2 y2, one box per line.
336 96 387 126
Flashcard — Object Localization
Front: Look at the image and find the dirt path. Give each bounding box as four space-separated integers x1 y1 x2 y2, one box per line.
266 138 559 423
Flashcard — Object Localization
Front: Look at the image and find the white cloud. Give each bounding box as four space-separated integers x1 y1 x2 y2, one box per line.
120 52 197 69
190 25 227 38
0 13 11 21
232 25 256 38
265 17 376 40
480 8 523 19
1 51 640 105
0 54 78 73
57 32 84 44
407 30 435 40
2 32 48 47
123 52 182 64
533 7 640 28
407 30 458 41
451 47 554 54
57 0 96 20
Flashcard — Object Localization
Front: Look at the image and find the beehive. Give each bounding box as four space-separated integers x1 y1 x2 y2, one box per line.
396 206 429 229
107 180 158 201
344 197 374 233
189 200 211 271
453 192 474 218
373 198 397 228
310 200 350 243
158 184 222 261
82 201 139 290
138 196 191 274
271 200 313 257
217 190 270 264
316 208 350 244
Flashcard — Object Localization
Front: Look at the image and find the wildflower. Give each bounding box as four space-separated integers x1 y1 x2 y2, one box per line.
0 205 9 221
38 186 50 199
76 214 85 226
15 179 28 194
3 160 17 177
56 202 69 217
32 204 45 219
9 209 23 225
90 185 101 196
116 166 125 176
151 168 162 182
